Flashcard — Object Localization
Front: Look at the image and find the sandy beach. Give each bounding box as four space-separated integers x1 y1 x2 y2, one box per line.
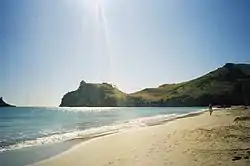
32 108 250 166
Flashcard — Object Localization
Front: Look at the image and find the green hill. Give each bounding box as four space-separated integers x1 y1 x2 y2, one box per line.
60 63 250 107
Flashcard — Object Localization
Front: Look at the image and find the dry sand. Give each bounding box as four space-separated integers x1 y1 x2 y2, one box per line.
32 108 250 166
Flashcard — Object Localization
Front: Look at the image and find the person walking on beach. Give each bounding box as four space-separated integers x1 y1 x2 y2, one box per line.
209 103 213 116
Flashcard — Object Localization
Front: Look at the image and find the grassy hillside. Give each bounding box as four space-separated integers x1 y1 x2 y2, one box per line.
130 63 250 106
60 63 250 107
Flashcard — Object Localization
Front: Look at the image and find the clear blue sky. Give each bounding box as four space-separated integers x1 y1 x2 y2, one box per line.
1 0 250 106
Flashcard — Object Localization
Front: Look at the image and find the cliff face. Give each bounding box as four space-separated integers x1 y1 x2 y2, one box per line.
60 81 128 107
60 63 250 107
0 97 15 107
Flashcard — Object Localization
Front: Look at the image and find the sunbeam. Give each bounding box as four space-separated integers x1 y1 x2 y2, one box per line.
92 0 115 83
68 0 115 82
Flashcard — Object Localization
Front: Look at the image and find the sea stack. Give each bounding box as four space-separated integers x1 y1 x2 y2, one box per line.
0 97 15 107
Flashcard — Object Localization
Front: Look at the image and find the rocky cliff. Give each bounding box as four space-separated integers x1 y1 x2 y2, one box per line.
60 81 128 107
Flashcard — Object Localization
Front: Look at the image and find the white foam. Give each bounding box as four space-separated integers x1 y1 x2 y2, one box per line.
0 121 143 152
57 107 124 113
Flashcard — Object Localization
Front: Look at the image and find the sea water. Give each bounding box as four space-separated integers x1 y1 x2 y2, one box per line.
0 107 206 165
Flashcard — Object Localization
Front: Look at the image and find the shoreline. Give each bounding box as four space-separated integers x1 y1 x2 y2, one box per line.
0 107 207 166
31 107 250 166
0 140 80 166
0 107 206 153
25 108 207 165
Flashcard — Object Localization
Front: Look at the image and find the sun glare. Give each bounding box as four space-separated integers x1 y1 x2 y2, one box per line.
87 0 101 5
84 0 102 10
66 0 115 83
67 0 104 13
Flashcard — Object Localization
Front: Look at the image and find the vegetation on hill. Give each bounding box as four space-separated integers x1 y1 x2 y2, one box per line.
60 63 250 107
130 63 250 106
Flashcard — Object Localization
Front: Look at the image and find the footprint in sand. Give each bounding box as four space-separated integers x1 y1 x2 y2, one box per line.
106 161 115 165
244 156 249 159
232 156 242 161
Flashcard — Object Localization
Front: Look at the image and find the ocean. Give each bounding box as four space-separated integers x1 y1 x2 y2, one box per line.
0 107 206 166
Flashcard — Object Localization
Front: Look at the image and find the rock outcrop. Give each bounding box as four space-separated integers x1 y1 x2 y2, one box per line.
0 97 15 107
59 82 128 107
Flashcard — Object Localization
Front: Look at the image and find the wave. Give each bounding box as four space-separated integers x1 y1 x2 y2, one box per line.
0 108 208 153
45 107 124 113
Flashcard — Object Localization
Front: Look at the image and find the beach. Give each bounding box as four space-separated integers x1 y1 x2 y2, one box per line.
32 107 250 166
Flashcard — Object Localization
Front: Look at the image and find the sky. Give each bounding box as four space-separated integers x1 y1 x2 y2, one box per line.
1 0 250 106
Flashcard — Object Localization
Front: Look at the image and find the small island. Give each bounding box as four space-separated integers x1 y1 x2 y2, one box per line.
0 97 16 107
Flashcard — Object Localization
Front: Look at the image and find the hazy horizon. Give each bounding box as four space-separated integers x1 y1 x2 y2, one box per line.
1 0 250 106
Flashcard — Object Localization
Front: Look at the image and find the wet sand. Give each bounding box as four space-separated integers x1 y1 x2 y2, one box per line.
32 108 250 166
